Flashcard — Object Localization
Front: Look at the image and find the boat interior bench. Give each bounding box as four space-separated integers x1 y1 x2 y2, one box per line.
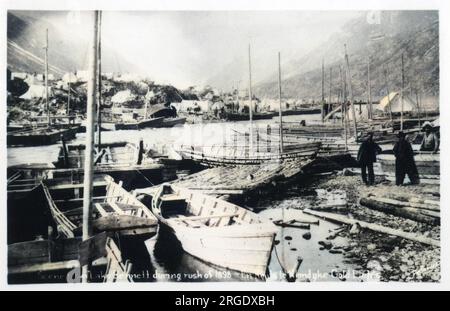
171 213 240 228
95 201 143 216
159 195 188 218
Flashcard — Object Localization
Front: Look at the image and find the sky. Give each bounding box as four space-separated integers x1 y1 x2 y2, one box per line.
42 10 361 89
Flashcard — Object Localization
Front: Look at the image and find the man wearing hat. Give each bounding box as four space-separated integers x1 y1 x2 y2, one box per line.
420 121 439 153
357 132 382 185
393 131 419 185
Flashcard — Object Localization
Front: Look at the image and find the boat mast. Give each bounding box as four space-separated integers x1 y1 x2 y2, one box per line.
235 80 240 113
321 59 325 122
96 11 102 150
145 85 149 119
383 64 394 126
367 56 372 120
339 65 348 151
67 80 71 117
344 44 358 138
400 53 404 131
415 85 421 128
248 44 253 150
45 29 50 126
328 66 332 121
277 52 284 153
81 10 99 283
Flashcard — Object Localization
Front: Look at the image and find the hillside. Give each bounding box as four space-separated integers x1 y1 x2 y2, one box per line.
7 11 137 77
253 11 439 101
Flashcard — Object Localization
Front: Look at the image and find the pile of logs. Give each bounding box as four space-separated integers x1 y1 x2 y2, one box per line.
359 193 440 226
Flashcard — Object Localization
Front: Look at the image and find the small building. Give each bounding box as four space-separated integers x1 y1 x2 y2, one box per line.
11 72 28 80
172 100 211 114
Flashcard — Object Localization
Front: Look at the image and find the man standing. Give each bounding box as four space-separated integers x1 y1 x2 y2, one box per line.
420 122 439 153
393 131 419 185
357 132 382 185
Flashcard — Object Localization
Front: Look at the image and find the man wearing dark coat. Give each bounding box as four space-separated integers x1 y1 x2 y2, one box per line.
357 132 382 185
393 131 419 185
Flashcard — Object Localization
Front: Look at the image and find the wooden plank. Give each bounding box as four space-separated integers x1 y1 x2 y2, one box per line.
171 213 240 222
95 203 109 217
9 260 80 275
359 197 439 225
108 201 125 215
93 214 157 232
48 181 107 190
54 195 122 203
304 209 440 247
78 232 109 266
366 196 439 211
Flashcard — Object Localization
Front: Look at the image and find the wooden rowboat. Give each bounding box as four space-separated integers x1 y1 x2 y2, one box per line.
7 125 79 147
8 232 133 283
113 117 164 130
42 175 158 238
151 184 278 277
177 142 321 167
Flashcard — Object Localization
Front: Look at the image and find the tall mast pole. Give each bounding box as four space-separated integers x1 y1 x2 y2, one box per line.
145 85 149 118
329 66 332 120
321 59 325 122
383 64 394 126
367 56 372 120
415 83 421 128
248 44 253 150
67 80 71 117
340 65 348 151
235 81 240 112
96 11 102 150
81 10 99 283
339 65 343 125
344 44 357 138
400 53 405 131
278 52 284 153
45 29 50 126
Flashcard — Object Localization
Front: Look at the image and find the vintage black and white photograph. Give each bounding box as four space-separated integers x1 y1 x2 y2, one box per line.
3 5 442 286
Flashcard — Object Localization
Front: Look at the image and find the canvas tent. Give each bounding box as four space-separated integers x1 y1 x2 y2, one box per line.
111 90 136 104
19 85 53 100
377 92 417 113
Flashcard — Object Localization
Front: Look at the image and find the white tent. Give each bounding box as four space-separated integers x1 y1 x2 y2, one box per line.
19 85 53 100
377 92 417 113
62 72 78 84
111 90 135 104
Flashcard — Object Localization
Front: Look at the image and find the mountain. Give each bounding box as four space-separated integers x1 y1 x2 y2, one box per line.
253 11 439 100
7 11 137 76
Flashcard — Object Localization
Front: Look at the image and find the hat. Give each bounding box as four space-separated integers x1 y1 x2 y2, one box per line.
397 131 406 138
422 121 433 130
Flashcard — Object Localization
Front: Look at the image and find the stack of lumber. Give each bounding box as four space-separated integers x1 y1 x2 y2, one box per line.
173 158 314 196
304 209 440 247
359 193 440 226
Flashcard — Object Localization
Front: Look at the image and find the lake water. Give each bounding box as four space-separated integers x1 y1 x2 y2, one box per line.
7 114 322 167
